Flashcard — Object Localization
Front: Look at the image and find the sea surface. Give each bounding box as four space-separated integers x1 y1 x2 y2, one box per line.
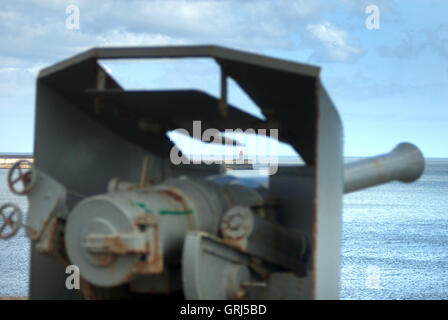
0 159 447 299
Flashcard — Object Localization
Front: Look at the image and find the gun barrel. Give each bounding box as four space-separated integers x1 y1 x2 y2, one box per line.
343 143 425 194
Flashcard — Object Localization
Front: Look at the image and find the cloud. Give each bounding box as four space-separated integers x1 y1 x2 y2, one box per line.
0 0 365 154
0 0 365 121
305 21 363 62
336 0 396 11
95 30 187 47
377 29 428 59
428 24 448 58
0 1 280 65
377 24 448 59
0 0 367 69
0 67 35 98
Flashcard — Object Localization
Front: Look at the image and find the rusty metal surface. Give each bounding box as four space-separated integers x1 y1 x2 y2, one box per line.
220 206 309 275
156 189 194 230
29 79 157 299
182 231 306 299
0 203 22 240
20 167 67 242
34 216 62 257
7 160 36 195
83 234 149 255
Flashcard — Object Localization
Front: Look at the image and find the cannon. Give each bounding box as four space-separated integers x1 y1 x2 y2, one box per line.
344 142 424 193
0 45 424 299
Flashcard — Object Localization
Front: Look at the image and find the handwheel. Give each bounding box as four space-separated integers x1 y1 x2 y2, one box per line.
8 160 36 195
0 203 22 240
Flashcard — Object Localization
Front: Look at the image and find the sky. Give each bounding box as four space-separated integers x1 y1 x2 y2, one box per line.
0 0 447 158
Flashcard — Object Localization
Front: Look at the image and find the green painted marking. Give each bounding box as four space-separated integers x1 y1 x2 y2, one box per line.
130 201 154 214
130 201 193 216
159 210 193 215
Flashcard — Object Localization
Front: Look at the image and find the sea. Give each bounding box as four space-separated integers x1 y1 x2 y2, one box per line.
0 159 447 299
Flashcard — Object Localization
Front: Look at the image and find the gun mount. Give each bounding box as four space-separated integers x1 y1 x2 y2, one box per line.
0 45 425 300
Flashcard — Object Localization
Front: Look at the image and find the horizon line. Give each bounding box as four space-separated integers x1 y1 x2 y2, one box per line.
1 153 447 161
